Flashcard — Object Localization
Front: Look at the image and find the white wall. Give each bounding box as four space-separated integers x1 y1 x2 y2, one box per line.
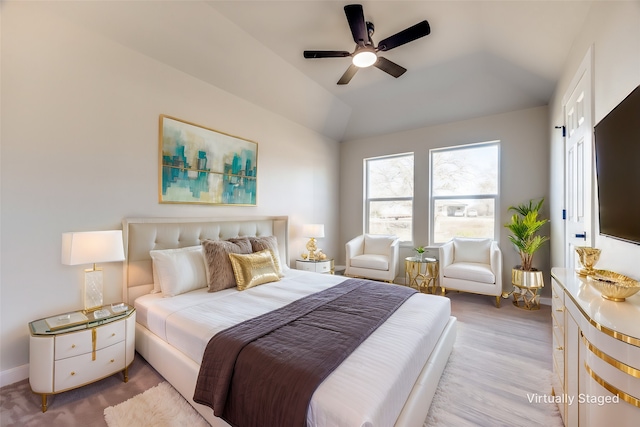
339 106 551 295
0 3 340 382
549 1 640 279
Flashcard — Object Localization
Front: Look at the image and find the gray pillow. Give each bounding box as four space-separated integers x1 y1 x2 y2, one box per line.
202 237 252 292
249 235 284 276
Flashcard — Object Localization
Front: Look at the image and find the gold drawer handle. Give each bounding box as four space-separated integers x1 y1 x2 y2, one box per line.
556 307 564 312
111 333 116 337
70 372 75 376
556 346 564 351
110 359 115 363
71 344 76 349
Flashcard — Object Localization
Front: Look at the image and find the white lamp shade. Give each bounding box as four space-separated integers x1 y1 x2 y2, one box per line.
302 224 325 238
61 230 125 266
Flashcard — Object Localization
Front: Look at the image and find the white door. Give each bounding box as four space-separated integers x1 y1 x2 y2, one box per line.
564 54 593 269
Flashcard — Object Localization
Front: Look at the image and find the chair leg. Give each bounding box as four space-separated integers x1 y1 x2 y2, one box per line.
495 296 501 308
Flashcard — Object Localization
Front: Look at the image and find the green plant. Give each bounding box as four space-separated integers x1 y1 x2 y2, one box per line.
414 246 425 254
505 198 549 271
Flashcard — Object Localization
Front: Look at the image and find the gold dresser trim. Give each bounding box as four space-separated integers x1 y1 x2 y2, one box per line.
582 332 640 378
585 362 640 408
552 272 640 348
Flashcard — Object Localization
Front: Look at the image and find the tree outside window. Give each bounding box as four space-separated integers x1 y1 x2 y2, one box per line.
365 153 414 242
430 142 499 244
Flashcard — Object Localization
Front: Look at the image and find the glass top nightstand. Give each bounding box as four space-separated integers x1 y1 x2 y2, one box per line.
29 303 134 336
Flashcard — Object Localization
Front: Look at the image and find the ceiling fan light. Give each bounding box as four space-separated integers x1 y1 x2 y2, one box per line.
352 50 377 68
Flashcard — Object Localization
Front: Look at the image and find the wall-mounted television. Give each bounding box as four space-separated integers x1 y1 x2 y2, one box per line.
593 84 640 245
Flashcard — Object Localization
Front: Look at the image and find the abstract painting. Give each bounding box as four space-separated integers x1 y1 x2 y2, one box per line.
159 115 257 205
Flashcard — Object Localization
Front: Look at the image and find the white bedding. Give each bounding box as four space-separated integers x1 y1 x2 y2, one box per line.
135 269 451 427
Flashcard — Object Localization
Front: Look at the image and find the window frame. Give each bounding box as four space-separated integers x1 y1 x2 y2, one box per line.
364 152 414 244
429 141 500 245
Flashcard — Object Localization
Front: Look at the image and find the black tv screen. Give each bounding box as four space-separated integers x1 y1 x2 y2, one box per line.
594 84 640 245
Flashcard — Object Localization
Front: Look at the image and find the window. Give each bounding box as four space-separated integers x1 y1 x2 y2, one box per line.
430 142 499 244
365 153 414 242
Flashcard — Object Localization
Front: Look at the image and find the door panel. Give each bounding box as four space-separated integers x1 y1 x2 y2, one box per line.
565 70 593 268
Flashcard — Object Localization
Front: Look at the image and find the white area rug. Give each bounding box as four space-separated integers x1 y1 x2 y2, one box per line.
104 382 209 427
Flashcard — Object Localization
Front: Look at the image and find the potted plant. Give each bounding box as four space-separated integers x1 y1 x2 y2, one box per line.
505 198 549 308
414 246 426 261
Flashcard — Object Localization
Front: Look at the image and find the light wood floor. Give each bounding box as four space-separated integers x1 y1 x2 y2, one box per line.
426 291 562 426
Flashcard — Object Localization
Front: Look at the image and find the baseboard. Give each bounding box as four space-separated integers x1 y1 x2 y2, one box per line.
0 363 29 388
540 296 552 306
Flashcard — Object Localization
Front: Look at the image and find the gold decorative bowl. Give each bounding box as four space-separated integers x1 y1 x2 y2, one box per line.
587 270 640 302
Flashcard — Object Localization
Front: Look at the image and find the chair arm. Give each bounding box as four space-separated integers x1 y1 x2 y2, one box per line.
388 238 400 276
439 241 454 268
345 235 365 266
490 241 503 290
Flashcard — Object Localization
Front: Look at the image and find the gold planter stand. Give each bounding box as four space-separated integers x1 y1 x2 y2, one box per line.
512 268 544 310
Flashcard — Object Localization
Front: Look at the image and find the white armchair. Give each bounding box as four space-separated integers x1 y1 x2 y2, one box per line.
345 234 400 283
439 237 503 307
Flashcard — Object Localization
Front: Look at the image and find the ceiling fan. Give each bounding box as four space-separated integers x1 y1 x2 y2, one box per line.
303 4 431 85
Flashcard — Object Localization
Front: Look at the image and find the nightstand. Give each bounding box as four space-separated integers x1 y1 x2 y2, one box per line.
295 258 335 274
28 303 136 412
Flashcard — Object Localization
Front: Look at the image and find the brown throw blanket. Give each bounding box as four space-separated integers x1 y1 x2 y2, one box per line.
193 278 416 427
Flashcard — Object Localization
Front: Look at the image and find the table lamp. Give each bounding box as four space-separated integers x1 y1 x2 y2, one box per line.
61 230 125 313
302 224 324 261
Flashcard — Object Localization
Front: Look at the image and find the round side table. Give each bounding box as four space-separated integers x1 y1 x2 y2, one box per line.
405 256 439 294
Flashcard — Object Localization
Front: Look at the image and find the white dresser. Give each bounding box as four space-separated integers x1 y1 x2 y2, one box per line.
29 304 136 412
551 268 640 426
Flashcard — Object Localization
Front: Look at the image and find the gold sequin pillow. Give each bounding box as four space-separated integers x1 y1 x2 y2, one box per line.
228 250 280 291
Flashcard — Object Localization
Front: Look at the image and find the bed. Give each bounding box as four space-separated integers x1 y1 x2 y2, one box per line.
123 216 456 427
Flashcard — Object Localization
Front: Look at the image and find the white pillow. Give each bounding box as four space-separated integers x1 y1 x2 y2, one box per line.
149 246 207 297
364 234 396 255
453 238 491 264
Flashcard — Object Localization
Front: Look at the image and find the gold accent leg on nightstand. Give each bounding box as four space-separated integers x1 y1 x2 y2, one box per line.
40 394 48 413
123 366 129 383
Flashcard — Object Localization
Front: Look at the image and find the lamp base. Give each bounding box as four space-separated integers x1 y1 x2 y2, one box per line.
83 268 104 313
306 238 318 261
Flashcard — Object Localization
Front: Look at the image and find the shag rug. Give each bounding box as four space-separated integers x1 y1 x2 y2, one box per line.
104 382 209 427
424 322 563 427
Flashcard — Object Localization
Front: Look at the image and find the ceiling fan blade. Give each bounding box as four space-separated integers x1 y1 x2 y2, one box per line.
377 20 431 52
337 64 359 85
344 4 368 46
374 57 407 78
304 50 351 59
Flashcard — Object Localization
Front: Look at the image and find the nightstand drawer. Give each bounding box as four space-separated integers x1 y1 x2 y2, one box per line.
55 329 92 359
54 321 124 360
54 341 126 391
296 261 316 272
295 259 334 274
316 262 332 273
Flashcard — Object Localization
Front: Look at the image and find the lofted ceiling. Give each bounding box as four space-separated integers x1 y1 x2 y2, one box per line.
39 1 594 141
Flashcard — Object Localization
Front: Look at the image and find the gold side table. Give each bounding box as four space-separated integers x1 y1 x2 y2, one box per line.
512 283 543 310
405 257 439 294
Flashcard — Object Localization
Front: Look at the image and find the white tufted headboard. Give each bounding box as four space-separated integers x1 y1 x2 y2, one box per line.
122 216 289 304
